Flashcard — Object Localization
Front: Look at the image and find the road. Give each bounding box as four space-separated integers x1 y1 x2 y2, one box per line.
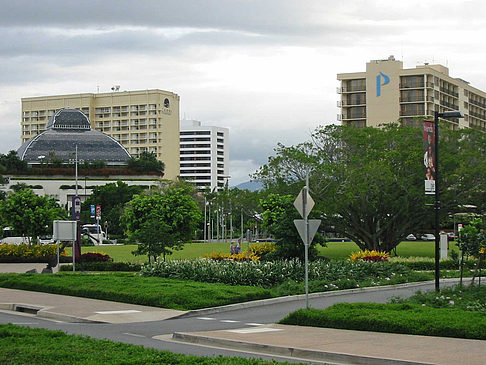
0 280 460 364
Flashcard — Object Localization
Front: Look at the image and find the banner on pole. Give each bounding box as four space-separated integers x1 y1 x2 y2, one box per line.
423 120 436 195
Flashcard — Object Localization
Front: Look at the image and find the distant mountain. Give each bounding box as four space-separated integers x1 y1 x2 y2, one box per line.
234 180 264 192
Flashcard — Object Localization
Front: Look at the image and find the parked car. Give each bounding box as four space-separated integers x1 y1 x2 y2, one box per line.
406 234 417 241
446 232 457 241
420 234 435 241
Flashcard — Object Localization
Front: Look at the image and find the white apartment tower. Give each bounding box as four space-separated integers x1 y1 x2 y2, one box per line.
180 120 229 191
337 56 486 130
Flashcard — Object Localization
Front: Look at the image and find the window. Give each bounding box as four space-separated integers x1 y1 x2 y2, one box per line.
217 132 224 137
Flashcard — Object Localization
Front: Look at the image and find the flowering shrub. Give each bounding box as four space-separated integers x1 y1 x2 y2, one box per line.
349 250 389 262
140 259 411 288
78 252 112 263
204 252 260 262
0 243 65 258
248 241 277 258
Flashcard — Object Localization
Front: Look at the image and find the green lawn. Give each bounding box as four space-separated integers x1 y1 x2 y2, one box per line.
69 241 232 264
0 324 299 365
279 285 486 340
318 240 459 260
68 240 460 264
0 272 272 310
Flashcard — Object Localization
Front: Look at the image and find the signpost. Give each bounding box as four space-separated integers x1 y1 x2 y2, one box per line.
96 205 101 245
293 175 321 309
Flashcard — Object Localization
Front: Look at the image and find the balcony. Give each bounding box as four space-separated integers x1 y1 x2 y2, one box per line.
400 83 425 89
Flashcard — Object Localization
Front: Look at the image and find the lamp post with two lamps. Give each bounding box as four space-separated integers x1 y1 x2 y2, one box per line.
432 110 464 291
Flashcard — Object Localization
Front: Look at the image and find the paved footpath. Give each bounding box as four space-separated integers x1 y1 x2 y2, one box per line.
170 324 486 365
0 287 184 323
1 268 485 364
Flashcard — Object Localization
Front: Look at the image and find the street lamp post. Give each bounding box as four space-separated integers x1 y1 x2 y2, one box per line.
433 110 464 291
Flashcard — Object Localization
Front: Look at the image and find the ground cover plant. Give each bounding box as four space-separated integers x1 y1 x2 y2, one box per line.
0 273 271 310
279 285 486 340
140 259 429 288
0 324 299 365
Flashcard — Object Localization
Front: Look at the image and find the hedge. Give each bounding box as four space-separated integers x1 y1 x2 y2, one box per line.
60 261 141 272
279 303 486 340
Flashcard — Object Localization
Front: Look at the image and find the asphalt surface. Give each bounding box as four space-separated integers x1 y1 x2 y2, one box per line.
1 276 484 364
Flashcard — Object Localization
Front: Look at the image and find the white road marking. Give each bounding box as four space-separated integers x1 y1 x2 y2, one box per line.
226 327 283 334
196 317 216 320
95 310 141 314
220 319 240 323
246 322 264 326
10 322 38 325
123 332 146 338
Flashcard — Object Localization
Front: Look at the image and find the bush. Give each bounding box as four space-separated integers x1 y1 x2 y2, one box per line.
78 252 112 263
141 259 416 288
279 302 486 340
60 261 140 272
350 250 389 262
0 243 65 260
248 241 277 260
388 257 477 270
204 252 259 262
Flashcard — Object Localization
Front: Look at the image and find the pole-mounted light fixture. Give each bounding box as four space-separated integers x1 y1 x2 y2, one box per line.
433 110 464 291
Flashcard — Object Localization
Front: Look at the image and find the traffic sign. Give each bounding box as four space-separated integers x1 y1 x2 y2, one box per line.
96 205 101 218
294 219 321 245
294 188 314 218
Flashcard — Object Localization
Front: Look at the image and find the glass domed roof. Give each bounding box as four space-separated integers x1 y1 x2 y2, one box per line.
18 108 130 165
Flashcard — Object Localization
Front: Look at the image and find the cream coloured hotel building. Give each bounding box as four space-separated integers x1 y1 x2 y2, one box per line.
337 56 486 130
21 89 180 180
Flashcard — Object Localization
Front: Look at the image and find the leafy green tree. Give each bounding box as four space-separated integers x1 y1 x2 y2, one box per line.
256 123 486 254
0 189 67 243
260 193 321 260
81 181 145 236
457 219 486 285
122 186 202 262
0 150 28 174
255 124 429 253
127 151 165 175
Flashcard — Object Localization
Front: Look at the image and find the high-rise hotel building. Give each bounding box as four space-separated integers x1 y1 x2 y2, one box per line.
180 119 229 191
21 89 180 180
337 56 486 130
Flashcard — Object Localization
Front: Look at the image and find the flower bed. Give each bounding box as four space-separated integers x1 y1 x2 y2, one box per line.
140 259 415 288
0 243 68 263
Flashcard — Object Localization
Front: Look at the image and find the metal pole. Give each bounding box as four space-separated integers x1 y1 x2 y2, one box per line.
74 145 78 272
204 196 207 243
304 172 309 309
434 111 440 292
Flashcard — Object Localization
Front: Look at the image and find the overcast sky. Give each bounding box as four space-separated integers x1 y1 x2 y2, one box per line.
1 0 485 185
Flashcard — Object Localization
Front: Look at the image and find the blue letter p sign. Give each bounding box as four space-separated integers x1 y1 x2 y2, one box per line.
376 72 390 97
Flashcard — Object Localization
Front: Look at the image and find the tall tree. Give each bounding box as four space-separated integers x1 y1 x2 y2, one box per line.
0 189 67 243
255 124 429 252
122 186 202 262
81 180 145 236
256 123 486 253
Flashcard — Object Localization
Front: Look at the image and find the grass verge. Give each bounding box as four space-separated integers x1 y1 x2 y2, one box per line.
0 273 271 310
280 285 486 340
0 324 297 365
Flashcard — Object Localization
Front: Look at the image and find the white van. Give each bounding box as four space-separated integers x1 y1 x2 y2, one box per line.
82 224 106 245
0 227 29 244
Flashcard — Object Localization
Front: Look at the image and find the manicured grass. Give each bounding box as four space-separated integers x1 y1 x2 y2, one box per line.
68 241 232 263
0 324 298 365
279 302 486 340
66 240 460 263
279 285 486 340
0 273 272 310
318 240 459 260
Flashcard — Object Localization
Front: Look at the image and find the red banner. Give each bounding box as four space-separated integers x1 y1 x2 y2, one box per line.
423 121 436 194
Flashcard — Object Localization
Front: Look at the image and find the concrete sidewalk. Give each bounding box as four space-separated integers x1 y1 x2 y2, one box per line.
169 324 486 365
0 287 184 323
